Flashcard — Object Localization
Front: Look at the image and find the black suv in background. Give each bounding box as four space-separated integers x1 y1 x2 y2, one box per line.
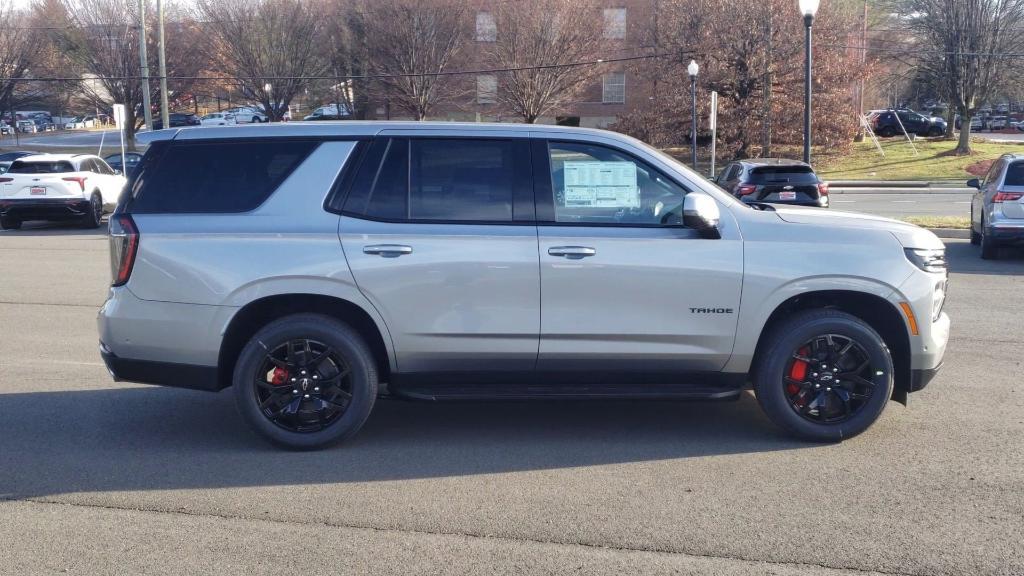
151 113 201 130
716 159 829 208
873 109 947 137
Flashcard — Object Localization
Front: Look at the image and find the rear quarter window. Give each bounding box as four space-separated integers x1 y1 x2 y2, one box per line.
127 140 318 213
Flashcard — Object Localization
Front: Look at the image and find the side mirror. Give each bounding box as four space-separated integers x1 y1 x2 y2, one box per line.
967 178 981 189
113 169 122 176
683 193 721 239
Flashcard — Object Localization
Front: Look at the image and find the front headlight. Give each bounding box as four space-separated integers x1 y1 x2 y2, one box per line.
904 248 947 273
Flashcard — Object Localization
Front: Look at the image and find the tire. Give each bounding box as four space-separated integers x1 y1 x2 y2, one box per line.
232 313 378 449
877 126 896 138
928 127 943 137
753 309 895 442
0 216 22 230
80 193 102 228
980 218 999 259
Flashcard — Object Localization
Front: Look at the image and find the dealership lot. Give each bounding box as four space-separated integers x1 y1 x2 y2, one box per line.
0 226 1021 575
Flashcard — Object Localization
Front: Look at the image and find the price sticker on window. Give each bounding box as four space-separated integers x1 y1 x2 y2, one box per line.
562 161 639 208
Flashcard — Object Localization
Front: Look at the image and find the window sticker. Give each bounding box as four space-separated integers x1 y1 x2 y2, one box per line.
562 161 639 208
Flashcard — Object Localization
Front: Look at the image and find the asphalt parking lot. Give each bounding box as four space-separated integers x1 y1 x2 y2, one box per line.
0 224 1022 576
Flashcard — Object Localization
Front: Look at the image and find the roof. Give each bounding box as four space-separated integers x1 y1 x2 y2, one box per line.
143 120 634 145
737 158 810 167
15 153 93 162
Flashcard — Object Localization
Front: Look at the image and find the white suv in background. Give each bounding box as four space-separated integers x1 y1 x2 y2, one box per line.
0 154 126 229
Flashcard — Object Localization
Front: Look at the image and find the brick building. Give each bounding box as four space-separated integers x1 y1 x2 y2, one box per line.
368 0 655 128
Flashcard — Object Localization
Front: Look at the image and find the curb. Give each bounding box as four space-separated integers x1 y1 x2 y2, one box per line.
830 187 972 195
927 228 970 239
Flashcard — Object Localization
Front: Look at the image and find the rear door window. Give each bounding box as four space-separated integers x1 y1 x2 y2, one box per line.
128 140 318 213
343 138 529 223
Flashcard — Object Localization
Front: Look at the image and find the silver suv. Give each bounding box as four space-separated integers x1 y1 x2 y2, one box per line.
98 122 950 449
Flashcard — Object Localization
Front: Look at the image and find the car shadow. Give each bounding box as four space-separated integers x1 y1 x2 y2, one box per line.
945 238 1024 275
0 386 812 499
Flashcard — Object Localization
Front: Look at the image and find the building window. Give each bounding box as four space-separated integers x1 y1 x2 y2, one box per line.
476 11 496 42
602 72 625 104
603 8 626 39
477 74 498 104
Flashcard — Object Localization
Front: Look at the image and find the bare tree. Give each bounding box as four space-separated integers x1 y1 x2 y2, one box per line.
483 0 603 123
0 0 39 125
359 0 467 120
197 0 328 121
321 0 371 119
45 0 207 147
903 0 1024 153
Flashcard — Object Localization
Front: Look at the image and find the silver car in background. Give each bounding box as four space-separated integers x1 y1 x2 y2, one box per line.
97 122 949 449
969 153 1024 259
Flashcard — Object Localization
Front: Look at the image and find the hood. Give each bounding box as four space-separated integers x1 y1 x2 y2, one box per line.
772 205 945 250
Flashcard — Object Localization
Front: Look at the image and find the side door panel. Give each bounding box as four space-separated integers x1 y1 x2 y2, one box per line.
532 139 743 374
338 136 540 373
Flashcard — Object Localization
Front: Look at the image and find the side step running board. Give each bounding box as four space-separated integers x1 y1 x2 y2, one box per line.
385 383 744 402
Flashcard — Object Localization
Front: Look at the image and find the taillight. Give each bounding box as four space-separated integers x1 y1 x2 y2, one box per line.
737 184 757 196
109 214 139 287
62 176 87 192
818 182 829 196
993 191 1023 202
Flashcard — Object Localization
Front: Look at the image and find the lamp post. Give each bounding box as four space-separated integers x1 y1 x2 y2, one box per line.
687 59 699 169
799 0 819 164
264 82 273 121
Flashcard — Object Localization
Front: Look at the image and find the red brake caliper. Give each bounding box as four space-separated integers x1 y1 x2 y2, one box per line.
268 367 289 386
787 346 810 396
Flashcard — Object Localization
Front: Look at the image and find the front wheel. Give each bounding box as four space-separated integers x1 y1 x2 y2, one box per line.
754 309 894 442
0 216 22 230
970 208 981 245
233 313 378 449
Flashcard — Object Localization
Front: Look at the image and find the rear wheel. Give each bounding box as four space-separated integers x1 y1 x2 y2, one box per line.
878 126 896 138
233 313 377 449
754 309 894 442
970 208 981 245
980 219 999 259
80 193 102 228
0 216 22 230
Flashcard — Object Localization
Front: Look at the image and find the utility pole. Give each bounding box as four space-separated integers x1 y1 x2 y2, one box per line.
854 1 867 142
157 0 169 130
138 0 153 130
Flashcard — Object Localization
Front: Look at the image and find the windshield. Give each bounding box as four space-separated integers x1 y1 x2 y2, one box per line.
649 147 748 209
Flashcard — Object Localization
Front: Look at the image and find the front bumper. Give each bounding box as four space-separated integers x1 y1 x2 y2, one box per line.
0 197 91 221
909 363 942 392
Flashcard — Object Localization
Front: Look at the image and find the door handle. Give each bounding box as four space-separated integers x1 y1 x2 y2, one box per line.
548 246 596 259
363 244 413 257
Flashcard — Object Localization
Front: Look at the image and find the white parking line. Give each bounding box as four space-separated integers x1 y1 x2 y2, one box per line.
892 200 916 203
833 200 856 203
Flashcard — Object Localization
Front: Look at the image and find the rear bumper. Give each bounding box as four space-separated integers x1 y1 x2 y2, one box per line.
0 197 90 221
100 342 222 391
987 220 1024 243
741 197 829 208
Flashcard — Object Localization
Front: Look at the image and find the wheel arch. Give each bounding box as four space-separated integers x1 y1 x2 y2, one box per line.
750 290 912 402
218 293 393 390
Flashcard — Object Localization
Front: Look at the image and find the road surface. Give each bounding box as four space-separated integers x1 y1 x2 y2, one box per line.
0 226 1021 575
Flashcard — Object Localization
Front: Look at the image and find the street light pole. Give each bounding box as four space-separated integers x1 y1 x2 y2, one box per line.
799 0 819 164
688 59 699 170
138 0 152 130
156 0 169 130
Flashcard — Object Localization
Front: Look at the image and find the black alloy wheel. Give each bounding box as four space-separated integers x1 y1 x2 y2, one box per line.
233 314 377 449
783 334 877 424
753 309 894 442
253 338 353 433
